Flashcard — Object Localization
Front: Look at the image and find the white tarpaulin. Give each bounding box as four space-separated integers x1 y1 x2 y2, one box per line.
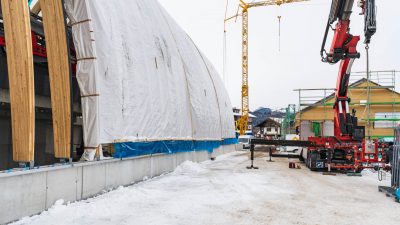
64 0 235 151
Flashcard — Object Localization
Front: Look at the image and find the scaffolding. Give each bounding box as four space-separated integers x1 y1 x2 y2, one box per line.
294 70 400 139
280 104 296 137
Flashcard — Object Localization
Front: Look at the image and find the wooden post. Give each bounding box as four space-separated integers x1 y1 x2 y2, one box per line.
1 0 35 163
40 0 72 159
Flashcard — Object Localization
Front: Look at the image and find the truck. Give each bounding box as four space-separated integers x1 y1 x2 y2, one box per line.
305 0 384 172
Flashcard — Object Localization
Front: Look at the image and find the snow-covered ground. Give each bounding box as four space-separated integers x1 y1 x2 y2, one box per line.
12 151 400 225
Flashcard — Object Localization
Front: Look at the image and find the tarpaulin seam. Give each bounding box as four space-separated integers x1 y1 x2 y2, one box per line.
157 4 196 139
189 34 224 139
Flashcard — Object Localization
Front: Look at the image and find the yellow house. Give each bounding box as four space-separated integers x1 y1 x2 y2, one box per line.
296 78 400 140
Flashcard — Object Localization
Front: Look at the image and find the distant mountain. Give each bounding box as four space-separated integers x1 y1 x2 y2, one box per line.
251 107 284 127
251 107 271 127
271 111 285 118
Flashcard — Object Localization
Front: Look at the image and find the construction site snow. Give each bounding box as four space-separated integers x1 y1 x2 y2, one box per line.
12 151 400 225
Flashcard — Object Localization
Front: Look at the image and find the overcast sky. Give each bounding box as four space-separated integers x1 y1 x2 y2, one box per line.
159 0 400 111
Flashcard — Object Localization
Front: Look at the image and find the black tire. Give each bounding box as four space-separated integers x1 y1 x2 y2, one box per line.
309 151 318 171
299 149 305 162
306 151 311 169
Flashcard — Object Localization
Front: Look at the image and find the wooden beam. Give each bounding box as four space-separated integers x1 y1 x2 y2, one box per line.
40 0 71 159
31 1 41 14
1 0 35 163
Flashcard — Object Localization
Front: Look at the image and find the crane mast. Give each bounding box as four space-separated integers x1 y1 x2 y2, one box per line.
240 8 249 136
226 0 308 135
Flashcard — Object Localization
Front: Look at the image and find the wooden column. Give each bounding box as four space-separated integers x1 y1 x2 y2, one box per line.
40 0 72 159
1 0 35 163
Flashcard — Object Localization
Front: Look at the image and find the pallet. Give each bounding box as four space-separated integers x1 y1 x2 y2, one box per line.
272 154 300 159
346 172 362 177
322 172 336 176
378 186 400 203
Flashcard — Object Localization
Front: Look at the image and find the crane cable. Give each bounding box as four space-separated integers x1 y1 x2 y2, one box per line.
277 5 282 52
365 44 372 139
365 43 385 182
277 16 281 52
223 31 227 85
223 0 229 85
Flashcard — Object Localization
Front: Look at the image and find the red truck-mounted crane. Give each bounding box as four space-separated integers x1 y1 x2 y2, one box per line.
246 0 385 172
305 0 382 172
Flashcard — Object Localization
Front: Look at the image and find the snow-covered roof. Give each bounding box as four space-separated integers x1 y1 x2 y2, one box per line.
233 112 256 118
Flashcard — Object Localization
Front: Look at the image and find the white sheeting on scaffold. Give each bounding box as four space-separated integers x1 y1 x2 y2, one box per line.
64 0 235 154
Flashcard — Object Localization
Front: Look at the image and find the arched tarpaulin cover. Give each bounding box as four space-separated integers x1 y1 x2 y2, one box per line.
64 0 235 156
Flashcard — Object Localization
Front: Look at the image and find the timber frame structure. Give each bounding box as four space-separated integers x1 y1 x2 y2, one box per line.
0 1 80 169
295 70 400 140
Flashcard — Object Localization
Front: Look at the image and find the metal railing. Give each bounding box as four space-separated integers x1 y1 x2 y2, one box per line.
350 70 397 89
294 70 399 137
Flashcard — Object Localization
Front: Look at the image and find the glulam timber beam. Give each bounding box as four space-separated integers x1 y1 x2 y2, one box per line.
1 0 36 163
40 0 72 159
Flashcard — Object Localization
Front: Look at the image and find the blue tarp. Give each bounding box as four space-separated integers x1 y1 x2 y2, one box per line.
222 138 238 145
113 138 238 158
396 188 400 200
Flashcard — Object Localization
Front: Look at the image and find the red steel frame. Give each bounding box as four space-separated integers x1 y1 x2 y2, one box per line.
0 31 76 74
308 137 384 170
0 32 47 58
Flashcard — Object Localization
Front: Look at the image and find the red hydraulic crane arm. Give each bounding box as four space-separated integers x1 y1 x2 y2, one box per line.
320 0 376 142
332 19 360 141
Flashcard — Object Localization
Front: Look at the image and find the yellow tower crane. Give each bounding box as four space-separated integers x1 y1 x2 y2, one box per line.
224 0 307 135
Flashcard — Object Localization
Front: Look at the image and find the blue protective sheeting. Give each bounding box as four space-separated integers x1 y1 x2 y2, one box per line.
113 139 237 158
194 141 221 153
222 138 238 145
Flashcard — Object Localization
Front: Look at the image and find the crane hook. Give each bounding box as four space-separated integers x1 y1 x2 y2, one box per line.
277 16 281 52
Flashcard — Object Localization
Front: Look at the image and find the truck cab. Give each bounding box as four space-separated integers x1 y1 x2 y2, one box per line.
238 135 253 149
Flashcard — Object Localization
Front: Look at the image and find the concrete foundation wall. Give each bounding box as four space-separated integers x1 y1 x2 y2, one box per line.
0 145 236 224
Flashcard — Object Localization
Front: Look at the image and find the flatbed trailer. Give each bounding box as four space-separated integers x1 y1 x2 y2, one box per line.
306 136 387 172
249 137 388 172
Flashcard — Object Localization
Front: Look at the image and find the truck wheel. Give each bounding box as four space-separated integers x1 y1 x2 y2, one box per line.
299 149 305 162
308 151 318 171
306 151 311 169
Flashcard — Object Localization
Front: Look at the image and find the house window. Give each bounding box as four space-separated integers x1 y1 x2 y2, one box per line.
266 127 272 132
374 112 400 128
